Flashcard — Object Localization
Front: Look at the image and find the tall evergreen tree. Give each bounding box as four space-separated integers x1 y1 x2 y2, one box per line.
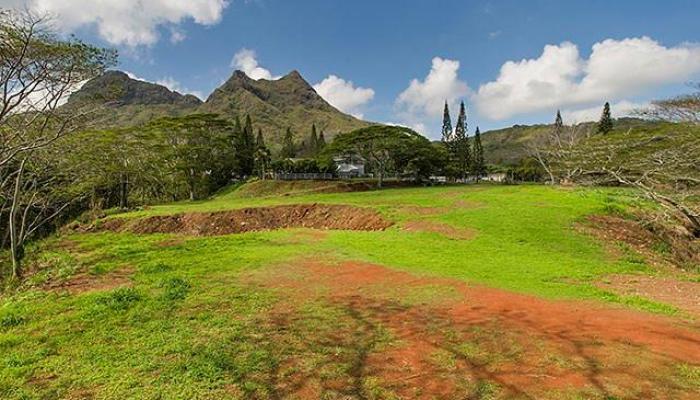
597 102 613 134
254 128 271 179
441 101 453 144
317 131 327 152
308 123 319 156
554 109 563 135
452 101 471 180
281 127 296 158
472 126 486 180
235 114 255 176
256 128 265 149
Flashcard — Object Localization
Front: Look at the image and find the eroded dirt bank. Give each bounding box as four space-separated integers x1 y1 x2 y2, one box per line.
100 204 393 236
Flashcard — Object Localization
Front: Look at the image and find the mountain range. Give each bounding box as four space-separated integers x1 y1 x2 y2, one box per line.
66 69 370 146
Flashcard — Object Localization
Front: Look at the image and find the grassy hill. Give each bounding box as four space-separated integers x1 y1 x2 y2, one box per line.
480 118 659 166
2 183 698 399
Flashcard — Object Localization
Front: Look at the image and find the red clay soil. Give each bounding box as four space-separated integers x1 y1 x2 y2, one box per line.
100 204 393 236
248 260 700 399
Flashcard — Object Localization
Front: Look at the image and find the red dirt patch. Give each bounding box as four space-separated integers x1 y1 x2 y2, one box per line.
599 274 700 317
402 220 477 240
45 267 134 294
101 204 393 236
246 260 700 399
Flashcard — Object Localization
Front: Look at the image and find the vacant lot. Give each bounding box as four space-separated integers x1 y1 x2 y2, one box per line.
1 184 698 399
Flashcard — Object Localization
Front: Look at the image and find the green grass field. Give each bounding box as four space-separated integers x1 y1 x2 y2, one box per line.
1 184 698 399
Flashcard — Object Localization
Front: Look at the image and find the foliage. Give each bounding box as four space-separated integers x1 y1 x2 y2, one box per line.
597 102 614 134
472 127 486 178
280 127 296 159
326 125 441 187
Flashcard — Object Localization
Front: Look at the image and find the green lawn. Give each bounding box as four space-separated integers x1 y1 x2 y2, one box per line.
0 183 693 399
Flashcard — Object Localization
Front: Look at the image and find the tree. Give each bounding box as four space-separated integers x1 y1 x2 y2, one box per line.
327 125 438 188
146 114 233 201
234 114 255 176
597 102 613 134
254 128 271 179
528 111 589 184
308 124 319 155
440 101 453 144
638 83 700 124
0 9 116 278
452 101 471 180
317 131 327 152
281 127 296 158
472 126 486 180
554 110 564 136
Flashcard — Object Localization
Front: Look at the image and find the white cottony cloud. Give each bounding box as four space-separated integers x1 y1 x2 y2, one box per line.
474 37 700 120
231 48 280 80
313 75 374 118
5 0 229 46
397 57 470 118
394 57 470 137
156 77 204 100
562 100 647 124
124 71 203 100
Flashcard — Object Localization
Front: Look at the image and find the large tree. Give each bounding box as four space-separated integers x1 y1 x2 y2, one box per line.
1 9 116 278
146 114 234 201
327 125 439 188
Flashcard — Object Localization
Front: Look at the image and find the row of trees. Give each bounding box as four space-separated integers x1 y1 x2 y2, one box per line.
280 124 327 159
440 101 486 180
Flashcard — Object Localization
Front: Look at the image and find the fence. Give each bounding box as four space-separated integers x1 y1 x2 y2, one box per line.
274 172 335 180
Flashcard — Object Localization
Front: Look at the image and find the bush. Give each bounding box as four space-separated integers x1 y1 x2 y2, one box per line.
161 277 191 301
96 287 141 310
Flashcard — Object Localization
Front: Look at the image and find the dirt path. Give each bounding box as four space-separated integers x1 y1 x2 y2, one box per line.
244 260 700 399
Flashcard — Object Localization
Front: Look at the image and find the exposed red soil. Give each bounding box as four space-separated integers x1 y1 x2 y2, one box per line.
246 260 700 399
45 267 133 294
100 204 393 236
402 220 477 240
599 274 700 317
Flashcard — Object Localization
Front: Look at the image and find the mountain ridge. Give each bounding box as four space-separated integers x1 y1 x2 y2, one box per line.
66 69 371 147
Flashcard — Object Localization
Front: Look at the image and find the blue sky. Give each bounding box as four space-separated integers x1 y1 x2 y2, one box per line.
5 0 700 137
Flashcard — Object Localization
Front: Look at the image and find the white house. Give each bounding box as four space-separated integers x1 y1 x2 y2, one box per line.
333 155 365 178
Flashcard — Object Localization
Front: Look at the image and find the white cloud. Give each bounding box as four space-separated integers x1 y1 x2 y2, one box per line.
169 28 187 44
397 57 470 118
393 57 470 138
5 0 229 46
230 48 280 80
474 37 700 120
313 75 374 118
562 100 647 124
156 77 204 100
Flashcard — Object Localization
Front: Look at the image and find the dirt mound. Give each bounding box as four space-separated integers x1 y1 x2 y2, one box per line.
101 204 393 236
583 214 700 269
245 260 700 399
